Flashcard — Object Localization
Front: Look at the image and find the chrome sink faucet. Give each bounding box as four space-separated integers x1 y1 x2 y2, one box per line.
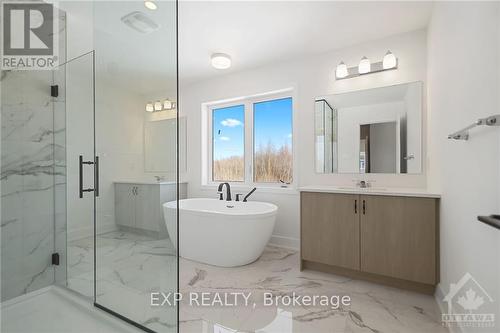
154 175 165 182
355 180 373 188
217 183 232 201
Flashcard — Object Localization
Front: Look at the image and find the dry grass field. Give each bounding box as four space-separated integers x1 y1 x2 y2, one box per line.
213 143 292 183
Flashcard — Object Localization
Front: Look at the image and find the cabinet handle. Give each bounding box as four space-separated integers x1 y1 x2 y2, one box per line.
362 200 366 215
354 199 358 214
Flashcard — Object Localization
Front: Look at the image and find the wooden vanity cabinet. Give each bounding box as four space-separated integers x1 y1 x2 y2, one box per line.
300 191 439 294
301 192 360 270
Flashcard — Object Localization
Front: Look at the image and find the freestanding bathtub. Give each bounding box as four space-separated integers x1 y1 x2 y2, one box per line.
163 198 277 267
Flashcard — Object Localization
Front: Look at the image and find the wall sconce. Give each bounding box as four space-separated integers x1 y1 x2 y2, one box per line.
145 99 177 113
335 50 398 80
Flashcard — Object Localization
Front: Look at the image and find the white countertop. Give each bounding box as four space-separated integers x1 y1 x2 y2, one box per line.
113 180 187 185
298 186 441 198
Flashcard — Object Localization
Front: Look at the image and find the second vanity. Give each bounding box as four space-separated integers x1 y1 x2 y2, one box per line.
299 186 440 294
114 181 187 238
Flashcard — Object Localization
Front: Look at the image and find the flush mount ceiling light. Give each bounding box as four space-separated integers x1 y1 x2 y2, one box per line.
383 50 397 69
358 57 371 74
335 61 348 79
211 53 232 70
144 0 157 10
145 102 154 112
335 51 398 80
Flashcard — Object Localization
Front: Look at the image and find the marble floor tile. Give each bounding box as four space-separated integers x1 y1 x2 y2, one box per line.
179 246 448 333
67 231 447 333
67 230 177 333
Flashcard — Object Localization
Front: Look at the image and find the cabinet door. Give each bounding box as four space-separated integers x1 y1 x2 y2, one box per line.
301 192 360 270
360 195 437 284
115 184 135 227
134 185 160 232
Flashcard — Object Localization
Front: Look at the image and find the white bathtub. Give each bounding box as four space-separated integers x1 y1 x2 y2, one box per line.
163 198 277 267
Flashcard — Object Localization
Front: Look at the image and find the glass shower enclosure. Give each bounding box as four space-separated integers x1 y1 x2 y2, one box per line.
1 1 178 332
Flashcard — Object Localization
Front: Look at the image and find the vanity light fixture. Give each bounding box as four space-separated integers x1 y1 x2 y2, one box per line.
144 0 157 10
335 61 348 79
145 99 177 113
383 50 397 69
358 57 371 74
211 53 232 69
335 51 398 80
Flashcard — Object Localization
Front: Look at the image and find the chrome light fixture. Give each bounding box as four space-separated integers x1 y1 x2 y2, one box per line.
358 57 371 74
383 50 397 69
145 102 154 112
211 53 231 69
335 61 348 79
335 51 398 80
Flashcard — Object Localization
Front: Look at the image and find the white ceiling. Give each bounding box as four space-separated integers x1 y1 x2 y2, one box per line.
179 1 434 85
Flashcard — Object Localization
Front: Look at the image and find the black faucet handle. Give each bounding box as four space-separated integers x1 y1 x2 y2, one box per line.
217 191 223 200
235 194 243 201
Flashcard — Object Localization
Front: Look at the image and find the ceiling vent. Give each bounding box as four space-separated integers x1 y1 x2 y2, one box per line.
121 11 159 34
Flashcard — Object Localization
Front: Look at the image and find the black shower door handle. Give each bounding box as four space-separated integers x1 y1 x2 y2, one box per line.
79 155 95 198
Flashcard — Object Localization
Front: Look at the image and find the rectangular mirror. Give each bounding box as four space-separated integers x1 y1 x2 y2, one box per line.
144 117 187 172
315 81 422 174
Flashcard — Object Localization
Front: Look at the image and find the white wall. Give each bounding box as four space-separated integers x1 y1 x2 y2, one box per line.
427 1 500 324
181 29 427 249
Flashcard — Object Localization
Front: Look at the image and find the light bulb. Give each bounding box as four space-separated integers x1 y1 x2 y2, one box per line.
163 99 173 110
383 50 397 69
358 57 371 74
335 61 348 79
144 0 157 10
154 101 162 111
145 102 154 112
211 53 231 69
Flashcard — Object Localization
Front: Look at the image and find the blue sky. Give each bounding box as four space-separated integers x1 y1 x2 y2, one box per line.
213 98 292 160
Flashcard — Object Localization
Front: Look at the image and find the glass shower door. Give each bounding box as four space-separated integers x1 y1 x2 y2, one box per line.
92 1 178 332
55 51 97 299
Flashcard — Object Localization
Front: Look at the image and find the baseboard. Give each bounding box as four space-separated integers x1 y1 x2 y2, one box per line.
68 222 117 242
268 235 299 250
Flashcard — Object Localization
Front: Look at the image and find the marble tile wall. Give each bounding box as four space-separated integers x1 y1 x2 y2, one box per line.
1 69 57 301
1 9 67 301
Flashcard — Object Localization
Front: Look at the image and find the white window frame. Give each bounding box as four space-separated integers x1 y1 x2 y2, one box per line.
203 89 296 190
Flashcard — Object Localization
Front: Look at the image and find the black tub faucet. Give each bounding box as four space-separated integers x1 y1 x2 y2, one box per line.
243 187 257 202
217 183 232 201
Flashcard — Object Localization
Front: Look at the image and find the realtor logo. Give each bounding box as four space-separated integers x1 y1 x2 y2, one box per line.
1 1 58 70
442 272 495 328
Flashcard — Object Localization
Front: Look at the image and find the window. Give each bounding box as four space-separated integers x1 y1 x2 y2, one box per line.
208 93 293 186
253 98 293 183
212 104 245 182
